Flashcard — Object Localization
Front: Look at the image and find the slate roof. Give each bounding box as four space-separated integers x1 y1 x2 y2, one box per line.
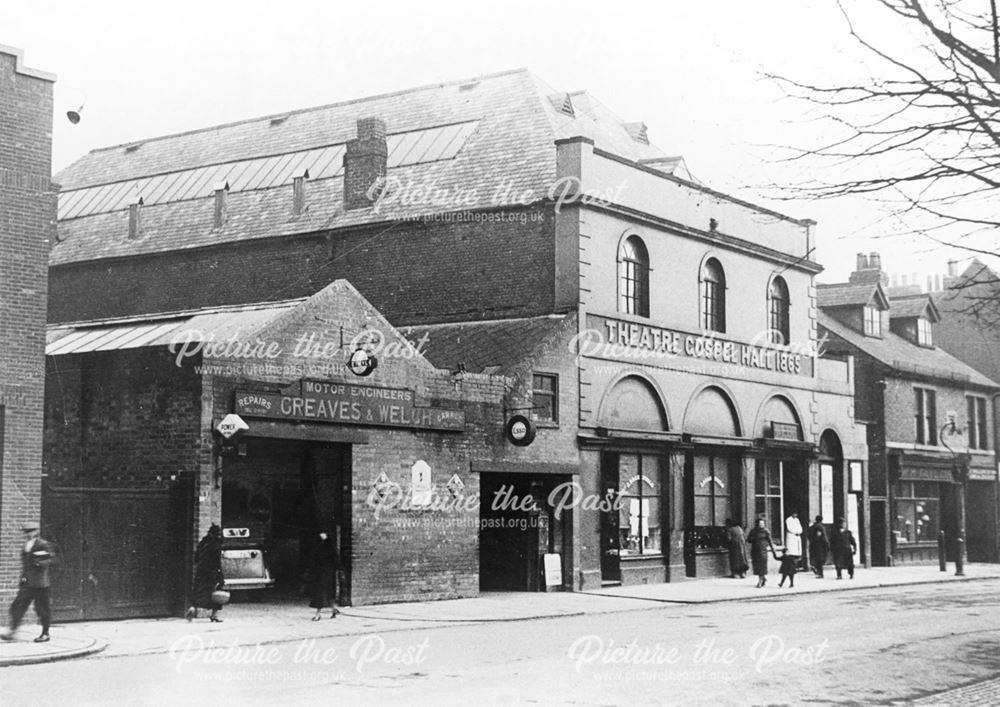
888 294 939 322
53 69 674 266
400 315 570 373
818 311 998 388
816 282 887 309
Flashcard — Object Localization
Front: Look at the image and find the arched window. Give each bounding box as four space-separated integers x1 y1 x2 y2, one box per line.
700 258 726 332
618 236 649 317
768 276 790 345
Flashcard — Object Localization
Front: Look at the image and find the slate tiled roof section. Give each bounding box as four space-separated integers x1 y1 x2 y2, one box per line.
818 311 999 389
401 315 570 373
58 121 479 220
816 283 884 309
889 294 939 322
53 68 680 265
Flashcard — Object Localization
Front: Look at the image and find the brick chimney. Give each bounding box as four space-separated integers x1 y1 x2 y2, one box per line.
343 117 388 210
849 250 889 285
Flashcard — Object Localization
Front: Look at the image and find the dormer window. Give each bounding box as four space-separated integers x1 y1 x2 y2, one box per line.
916 318 932 347
863 305 881 337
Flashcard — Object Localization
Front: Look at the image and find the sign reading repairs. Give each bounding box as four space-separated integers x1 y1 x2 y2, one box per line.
234 382 465 431
582 314 811 376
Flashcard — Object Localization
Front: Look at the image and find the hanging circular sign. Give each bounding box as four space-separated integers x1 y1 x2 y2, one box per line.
347 348 378 377
505 414 536 446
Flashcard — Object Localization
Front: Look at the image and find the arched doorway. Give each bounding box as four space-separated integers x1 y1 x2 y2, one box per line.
597 376 669 585
683 386 743 577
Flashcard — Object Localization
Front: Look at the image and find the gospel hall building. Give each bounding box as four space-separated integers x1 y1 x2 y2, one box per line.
45 69 867 617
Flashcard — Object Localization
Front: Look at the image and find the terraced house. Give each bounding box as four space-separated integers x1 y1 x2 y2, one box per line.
45 69 866 618
818 253 1000 568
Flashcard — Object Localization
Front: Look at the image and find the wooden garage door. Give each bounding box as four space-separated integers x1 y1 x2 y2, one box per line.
42 481 191 620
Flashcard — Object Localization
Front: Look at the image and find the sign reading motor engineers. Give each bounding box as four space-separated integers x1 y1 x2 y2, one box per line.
234 381 465 432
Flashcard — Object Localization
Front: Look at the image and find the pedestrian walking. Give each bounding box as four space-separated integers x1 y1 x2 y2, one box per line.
725 519 749 579
808 515 830 578
831 518 857 579
746 518 776 588
775 549 798 588
186 524 226 622
307 527 340 620
1 521 55 643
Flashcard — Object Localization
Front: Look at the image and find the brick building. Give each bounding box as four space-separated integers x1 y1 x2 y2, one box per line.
818 253 1000 567
47 69 867 615
0 46 54 604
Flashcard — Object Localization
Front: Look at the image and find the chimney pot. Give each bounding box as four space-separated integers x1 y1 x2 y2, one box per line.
869 252 881 270
947 259 958 277
856 253 868 271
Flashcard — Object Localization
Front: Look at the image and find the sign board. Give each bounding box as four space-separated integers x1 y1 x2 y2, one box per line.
216 413 249 439
505 414 536 446
411 460 432 506
543 553 562 587
223 527 250 539
235 382 465 432
771 421 801 441
583 314 813 377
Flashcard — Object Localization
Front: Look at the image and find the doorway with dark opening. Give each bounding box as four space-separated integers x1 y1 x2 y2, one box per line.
221 438 351 605
479 473 571 592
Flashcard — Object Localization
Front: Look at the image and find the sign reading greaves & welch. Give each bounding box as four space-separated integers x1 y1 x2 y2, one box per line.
235 381 465 431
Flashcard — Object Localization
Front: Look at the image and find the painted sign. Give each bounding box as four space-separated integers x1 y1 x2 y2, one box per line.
581 314 814 377
411 460 432 506
216 413 249 439
234 381 465 431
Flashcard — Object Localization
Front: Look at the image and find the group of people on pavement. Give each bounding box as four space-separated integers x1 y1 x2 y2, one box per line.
727 512 857 588
185 522 341 623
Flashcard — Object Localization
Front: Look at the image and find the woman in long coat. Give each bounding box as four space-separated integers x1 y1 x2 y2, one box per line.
187 523 225 622
308 529 340 620
725 519 749 579
746 518 776 588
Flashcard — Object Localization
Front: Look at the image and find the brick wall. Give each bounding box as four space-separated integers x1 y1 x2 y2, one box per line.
0 48 54 602
192 281 511 605
49 206 555 326
44 349 203 487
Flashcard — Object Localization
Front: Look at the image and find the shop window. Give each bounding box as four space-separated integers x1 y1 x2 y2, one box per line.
532 373 558 423
893 481 939 544
863 305 881 337
701 258 726 332
618 236 650 317
768 276 790 345
617 454 661 555
755 459 785 541
914 387 937 445
967 396 988 450
917 318 933 347
690 454 735 548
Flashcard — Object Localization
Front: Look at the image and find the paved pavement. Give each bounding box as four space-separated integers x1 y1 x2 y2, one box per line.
2 563 998 667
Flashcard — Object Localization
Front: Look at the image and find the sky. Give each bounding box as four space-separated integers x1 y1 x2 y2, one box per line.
4 0 995 284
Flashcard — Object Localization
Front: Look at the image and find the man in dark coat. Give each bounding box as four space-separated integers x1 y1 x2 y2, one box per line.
830 518 857 579
1 521 55 642
808 515 830 578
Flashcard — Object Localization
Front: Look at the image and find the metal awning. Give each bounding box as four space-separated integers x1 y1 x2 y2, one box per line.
46 301 299 357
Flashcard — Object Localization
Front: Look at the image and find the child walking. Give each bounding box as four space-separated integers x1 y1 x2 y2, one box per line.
776 549 798 588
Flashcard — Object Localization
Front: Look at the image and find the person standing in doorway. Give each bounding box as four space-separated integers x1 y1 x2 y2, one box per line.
785 511 803 560
1 521 55 643
831 518 857 579
308 527 340 620
808 515 830 578
747 518 776 588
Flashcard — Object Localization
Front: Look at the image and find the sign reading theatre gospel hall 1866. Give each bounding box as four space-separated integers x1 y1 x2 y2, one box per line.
235 382 465 431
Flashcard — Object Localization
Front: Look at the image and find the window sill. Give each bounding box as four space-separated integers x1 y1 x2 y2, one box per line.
620 553 665 561
533 420 560 429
